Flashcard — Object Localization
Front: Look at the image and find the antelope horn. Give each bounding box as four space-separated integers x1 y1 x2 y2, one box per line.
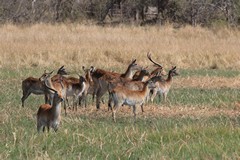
172 66 177 70
59 65 64 70
144 66 149 70
131 59 136 64
147 52 163 68
57 66 65 73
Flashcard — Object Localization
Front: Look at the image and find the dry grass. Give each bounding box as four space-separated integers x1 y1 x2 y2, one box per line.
65 104 240 120
0 24 240 70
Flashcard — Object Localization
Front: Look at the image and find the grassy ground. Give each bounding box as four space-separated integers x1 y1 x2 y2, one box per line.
0 24 240 159
1 67 240 159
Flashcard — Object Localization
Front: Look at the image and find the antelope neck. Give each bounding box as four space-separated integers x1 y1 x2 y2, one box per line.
122 66 134 79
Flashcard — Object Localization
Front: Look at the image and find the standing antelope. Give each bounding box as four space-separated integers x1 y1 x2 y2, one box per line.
37 81 64 133
66 75 86 112
92 59 142 109
109 79 156 122
39 70 66 106
47 66 85 115
107 75 162 112
78 66 95 108
21 66 67 107
58 66 95 114
107 68 150 111
150 66 179 103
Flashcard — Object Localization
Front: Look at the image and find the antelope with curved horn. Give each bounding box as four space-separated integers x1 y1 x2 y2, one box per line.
92 59 142 109
37 81 64 133
132 53 166 82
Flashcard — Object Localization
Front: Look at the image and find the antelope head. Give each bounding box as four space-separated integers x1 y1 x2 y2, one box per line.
82 66 95 85
146 79 156 89
39 70 54 82
169 66 179 77
44 80 64 103
129 59 142 71
57 65 68 75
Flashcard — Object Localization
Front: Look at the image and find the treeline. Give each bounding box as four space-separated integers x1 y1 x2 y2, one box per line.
0 0 240 27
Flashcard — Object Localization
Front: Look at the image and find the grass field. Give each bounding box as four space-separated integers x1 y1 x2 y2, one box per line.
0 24 240 159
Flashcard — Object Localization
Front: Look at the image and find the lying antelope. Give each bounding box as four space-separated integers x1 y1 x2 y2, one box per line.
21 66 67 107
150 66 179 103
37 81 64 133
109 79 156 122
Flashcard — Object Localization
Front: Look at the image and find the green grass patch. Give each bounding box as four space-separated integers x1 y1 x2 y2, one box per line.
179 69 240 77
151 87 240 108
1 113 240 159
1 68 240 159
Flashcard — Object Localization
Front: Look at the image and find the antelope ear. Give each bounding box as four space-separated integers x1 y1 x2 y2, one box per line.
82 66 86 71
59 65 64 70
90 66 96 72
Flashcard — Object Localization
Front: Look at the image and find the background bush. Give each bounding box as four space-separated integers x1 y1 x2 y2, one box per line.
0 0 239 26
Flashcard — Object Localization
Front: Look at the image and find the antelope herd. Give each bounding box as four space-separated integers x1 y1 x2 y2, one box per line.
21 53 179 132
